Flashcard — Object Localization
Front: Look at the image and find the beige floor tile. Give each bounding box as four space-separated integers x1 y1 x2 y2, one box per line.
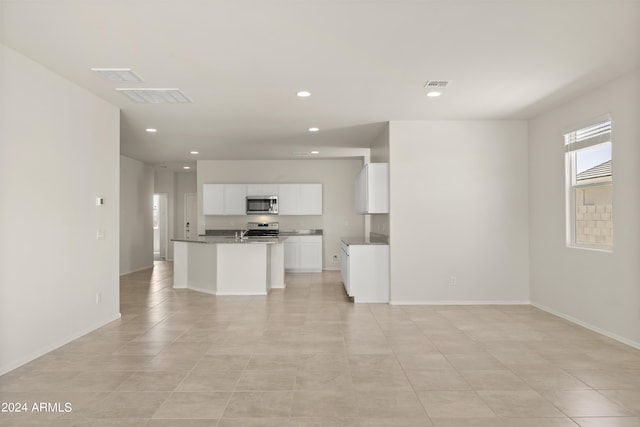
145 420 218 427
90 391 170 418
477 389 565 417
362 418 434 427
6 264 640 425
599 390 640 415
218 418 292 427
444 353 505 370
224 391 293 418
571 417 640 427
356 390 428 418
567 370 640 390
405 369 472 391
417 390 497 418
459 369 532 391
175 369 242 391
116 371 186 391
152 391 230 419
395 352 454 371
295 370 354 390
542 390 632 417
431 417 577 426
236 370 297 391
291 390 358 418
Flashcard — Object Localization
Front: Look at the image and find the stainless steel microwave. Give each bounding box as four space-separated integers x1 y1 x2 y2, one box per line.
246 196 278 215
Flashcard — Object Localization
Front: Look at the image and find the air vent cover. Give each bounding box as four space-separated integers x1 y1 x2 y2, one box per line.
116 88 192 104
424 80 450 88
91 68 143 83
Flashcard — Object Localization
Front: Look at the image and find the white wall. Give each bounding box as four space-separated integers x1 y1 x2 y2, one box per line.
120 155 154 275
389 121 529 304
0 44 120 374
529 69 640 348
197 159 364 270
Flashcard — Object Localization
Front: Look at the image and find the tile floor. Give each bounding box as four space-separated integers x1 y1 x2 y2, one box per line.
1 261 640 426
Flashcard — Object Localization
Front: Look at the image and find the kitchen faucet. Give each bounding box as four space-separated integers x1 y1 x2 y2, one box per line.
239 229 249 239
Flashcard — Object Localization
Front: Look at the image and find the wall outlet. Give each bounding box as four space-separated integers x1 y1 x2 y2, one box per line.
449 276 457 286
96 229 105 240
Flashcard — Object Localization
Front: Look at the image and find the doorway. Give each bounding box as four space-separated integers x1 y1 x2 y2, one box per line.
153 193 168 260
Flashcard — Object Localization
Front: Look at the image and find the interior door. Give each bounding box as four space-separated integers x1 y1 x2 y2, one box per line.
184 192 197 238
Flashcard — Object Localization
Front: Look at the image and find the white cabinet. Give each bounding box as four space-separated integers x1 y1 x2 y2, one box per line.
203 182 322 216
340 241 389 303
277 184 300 215
355 163 389 214
278 183 322 215
223 184 247 215
284 235 322 272
203 184 246 215
247 184 278 196
202 184 224 215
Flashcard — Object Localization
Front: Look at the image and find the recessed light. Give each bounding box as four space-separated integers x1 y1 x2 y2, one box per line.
183 166 191 170
297 91 311 97
190 151 199 155
426 91 442 97
308 127 319 132
146 128 157 132
311 151 320 154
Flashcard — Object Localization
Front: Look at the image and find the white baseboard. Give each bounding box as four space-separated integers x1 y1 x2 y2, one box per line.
531 302 640 350
188 286 268 297
119 264 154 276
390 300 530 306
0 312 121 376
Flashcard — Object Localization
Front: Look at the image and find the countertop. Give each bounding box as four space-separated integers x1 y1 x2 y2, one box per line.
341 235 389 246
172 236 288 245
279 229 323 236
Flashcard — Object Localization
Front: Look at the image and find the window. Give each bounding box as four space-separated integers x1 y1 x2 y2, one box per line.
565 117 612 249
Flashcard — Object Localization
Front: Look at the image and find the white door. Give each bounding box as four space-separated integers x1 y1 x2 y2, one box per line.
184 193 197 238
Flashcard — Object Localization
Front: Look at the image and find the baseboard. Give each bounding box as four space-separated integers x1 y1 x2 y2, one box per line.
390 300 530 306
0 312 121 376
531 302 640 351
119 264 154 276
188 286 268 297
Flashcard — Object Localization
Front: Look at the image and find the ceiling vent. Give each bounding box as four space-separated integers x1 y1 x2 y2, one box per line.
424 80 450 89
91 68 143 83
116 88 192 104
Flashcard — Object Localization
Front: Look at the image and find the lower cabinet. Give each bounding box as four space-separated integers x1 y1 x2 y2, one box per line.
284 235 322 272
340 242 389 303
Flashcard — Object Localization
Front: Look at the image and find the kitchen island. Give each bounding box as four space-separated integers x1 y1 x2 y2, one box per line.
172 236 287 296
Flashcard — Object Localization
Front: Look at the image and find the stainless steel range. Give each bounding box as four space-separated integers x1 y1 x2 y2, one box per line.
246 222 279 237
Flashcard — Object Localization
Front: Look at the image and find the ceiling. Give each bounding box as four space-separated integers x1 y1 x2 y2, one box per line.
1 0 639 166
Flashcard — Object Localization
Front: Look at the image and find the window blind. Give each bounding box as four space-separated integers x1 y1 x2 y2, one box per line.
565 119 611 152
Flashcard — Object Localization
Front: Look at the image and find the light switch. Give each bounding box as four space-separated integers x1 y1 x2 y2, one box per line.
97 229 105 240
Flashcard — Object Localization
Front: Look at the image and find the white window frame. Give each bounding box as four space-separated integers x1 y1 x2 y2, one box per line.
564 115 613 251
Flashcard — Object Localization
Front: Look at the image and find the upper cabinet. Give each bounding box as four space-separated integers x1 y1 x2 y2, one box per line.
355 163 389 214
246 184 278 196
223 184 247 215
278 183 322 215
202 184 224 215
203 183 322 216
